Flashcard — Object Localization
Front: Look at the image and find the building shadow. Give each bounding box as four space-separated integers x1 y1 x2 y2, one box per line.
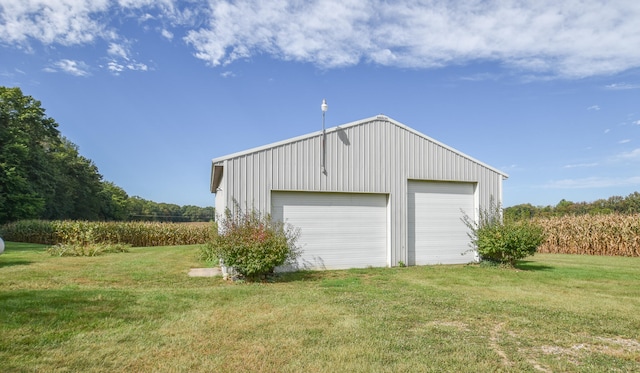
336 127 350 145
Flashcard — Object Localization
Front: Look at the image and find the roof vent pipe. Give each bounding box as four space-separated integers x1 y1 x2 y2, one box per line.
321 99 328 174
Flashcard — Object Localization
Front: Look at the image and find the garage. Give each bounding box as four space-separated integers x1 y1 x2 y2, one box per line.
211 115 507 268
408 181 476 265
271 191 388 270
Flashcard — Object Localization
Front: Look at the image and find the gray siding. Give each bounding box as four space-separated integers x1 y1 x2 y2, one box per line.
213 116 506 266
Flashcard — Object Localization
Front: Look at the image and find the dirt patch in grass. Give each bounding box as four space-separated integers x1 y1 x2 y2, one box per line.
539 336 640 363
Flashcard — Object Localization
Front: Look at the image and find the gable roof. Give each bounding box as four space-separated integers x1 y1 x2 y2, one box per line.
211 115 508 191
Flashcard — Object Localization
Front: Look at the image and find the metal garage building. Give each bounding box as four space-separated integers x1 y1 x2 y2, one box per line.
210 115 507 269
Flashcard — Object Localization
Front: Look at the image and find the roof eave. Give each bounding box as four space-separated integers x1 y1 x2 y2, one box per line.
210 163 223 193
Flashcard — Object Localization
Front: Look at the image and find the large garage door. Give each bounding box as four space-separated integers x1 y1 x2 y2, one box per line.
408 181 476 265
271 192 388 270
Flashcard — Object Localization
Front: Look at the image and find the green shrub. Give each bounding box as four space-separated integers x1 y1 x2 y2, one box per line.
201 206 300 281
475 221 545 266
463 200 545 267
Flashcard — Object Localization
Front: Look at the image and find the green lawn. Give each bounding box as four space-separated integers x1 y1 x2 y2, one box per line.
1 242 639 372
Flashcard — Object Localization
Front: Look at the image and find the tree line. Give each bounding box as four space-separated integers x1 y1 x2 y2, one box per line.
505 192 640 222
0 86 213 224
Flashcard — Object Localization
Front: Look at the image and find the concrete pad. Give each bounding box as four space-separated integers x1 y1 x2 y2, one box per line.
188 267 221 277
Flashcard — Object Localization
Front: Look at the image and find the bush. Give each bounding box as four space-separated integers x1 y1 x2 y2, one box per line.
463 200 545 267
200 206 300 281
475 222 545 266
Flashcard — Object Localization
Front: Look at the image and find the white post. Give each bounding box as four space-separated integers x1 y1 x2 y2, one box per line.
321 99 328 174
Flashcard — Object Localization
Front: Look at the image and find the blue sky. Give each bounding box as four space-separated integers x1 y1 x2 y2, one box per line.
1 1 639 208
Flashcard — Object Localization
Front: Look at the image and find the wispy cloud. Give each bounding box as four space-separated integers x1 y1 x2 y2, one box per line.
633 120 640 126
108 42 130 60
2 1 640 78
105 40 149 74
544 176 640 189
459 72 503 82
106 60 149 75
560 148 640 175
587 105 600 111
617 148 640 161
619 139 631 144
220 71 235 78
605 82 640 90
0 67 26 78
563 163 599 169
107 40 148 66
46 59 91 77
161 29 174 41
501 164 521 170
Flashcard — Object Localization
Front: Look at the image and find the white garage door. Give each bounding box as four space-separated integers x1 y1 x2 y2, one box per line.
271 192 388 270
408 181 476 265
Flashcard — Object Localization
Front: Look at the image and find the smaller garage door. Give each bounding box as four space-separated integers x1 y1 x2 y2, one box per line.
408 181 476 265
271 192 388 270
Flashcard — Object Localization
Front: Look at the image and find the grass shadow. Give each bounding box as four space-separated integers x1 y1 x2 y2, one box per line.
0 260 33 268
273 270 327 283
515 261 554 271
4 242 49 252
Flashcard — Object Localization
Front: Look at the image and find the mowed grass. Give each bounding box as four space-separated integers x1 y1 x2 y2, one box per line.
1 242 639 372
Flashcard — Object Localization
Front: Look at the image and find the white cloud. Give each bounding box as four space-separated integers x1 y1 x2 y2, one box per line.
605 82 640 90
0 68 26 78
126 62 148 71
183 1 640 77
47 59 91 76
459 72 502 82
617 148 640 160
587 105 600 111
220 71 235 78
0 0 111 45
501 164 521 171
619 139 631 144
604 129 611 134
161 28 173 41
105 40 149 74
107 61 125 74
634 120 640 126
139 13 154 22
108 42 130 60
544 176 640 189
2 1 640 78
106 59 148 75
563 163 599 169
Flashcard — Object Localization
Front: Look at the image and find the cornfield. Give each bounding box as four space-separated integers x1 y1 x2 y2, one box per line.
536 214 640 257
0 220 214 247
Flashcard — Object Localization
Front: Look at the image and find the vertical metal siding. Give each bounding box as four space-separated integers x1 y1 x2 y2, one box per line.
217 118 504 266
